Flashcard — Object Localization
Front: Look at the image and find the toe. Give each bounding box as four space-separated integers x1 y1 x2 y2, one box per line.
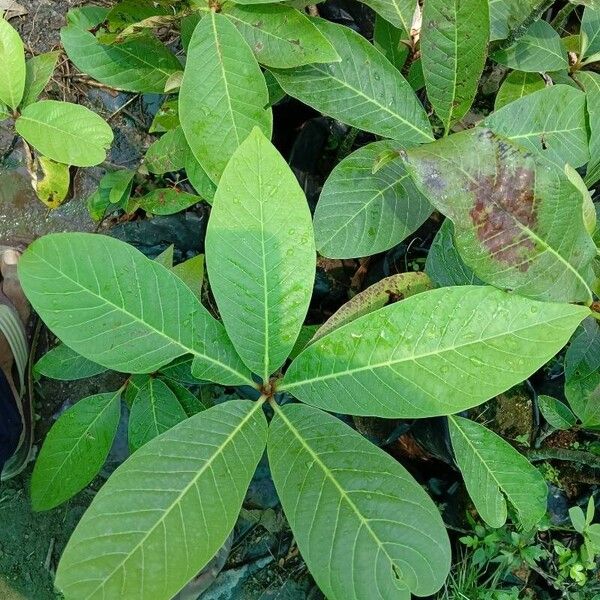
1 249 30 326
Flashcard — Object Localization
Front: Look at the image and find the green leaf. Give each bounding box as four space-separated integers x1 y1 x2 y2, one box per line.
425 219 483 287
494 70 545 110
34 344 107 381
184 149 216 202
179 13 272 184
149 97 179 133
66 6 109 29
570 505 587 533
537 394 577 430
271 18 433 145
86 169 135 221
21 51 60 108
137 188 200 216
582 5 600 58
485 85 589 168
491 20 568 72
55 400 267 600
312 272 432 343
172 254 204 300
145 126 187 174
282 285 588 418
448 415 547 529
288 324 320 361
406 57 425 90
124 374 150 407
0 16 25 109
488 0 540 42
31 390 121 511
18 233 253 386
421 0 489 132
314 140 432 258
206 129 315 381
107 169 135 204
403 128 597 303
264 69 286 105
223 4 340 68
161 378 208 417
565 317 600 427
61 23 181 93
357 0 416 33
154 245 174 268
374 15 409 71
574 71 600 187
34 156 70 209
128 378 187 451
268 403 451 599
15 101 113 167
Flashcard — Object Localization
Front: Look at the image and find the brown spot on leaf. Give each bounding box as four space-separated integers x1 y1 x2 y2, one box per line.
468 151 537 272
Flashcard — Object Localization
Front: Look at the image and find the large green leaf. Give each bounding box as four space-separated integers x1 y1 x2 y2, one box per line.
31 390 121 511
34 344 107 381
55 400 267 600
491 20 568 72
268 403 451 599
574 71 600 187
312 272 432 343
374 15 409 71
15 101 113 167
403 128 597 303
206 129 315 381
179 13 272 184
494 70 545 110
425 219 483 287
581 5 600 59
0 17 25 109
421 0 489 132
485 85 589 168
18 233 252 386
282 285 588 418
448 415 547 529
314 140 432 258
357 0 416 33
21 51 61 108
61 21 181 93
271 18 433 145
223 4 340 68
564 317 600 427
128 378 187 451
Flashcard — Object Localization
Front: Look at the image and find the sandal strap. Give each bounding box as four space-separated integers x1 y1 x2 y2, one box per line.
0 304 27 396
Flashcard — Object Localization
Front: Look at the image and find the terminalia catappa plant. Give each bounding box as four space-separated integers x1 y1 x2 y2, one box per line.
19 127 598 600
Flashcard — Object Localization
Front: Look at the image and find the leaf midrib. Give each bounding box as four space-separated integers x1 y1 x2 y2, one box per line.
281 309 581 390
30 246 253 386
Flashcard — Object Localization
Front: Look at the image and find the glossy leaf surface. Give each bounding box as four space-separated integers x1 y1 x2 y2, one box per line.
19 233 252 386
421 0 489 131
56 400 267 600
31 390 121 511
283 286 588 417
314 140 432 258
271 18 433 145
179 13 272 183
206 129 315 380
449 415 547 529
269 403 451 599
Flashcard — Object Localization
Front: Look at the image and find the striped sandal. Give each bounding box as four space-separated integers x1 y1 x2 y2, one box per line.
0 248 32 480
